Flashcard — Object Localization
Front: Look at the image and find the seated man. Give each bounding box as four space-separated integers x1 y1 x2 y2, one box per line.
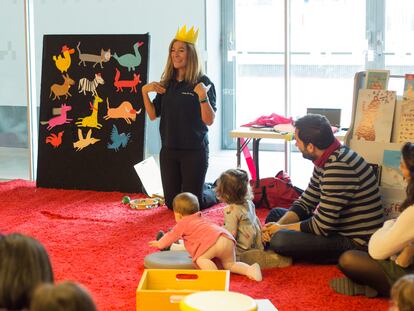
262 114 383 264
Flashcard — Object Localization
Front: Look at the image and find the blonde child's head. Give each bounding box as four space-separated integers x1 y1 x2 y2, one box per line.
215 168 252 204
173 192 200 216
30 281 97 311
391 274 414 311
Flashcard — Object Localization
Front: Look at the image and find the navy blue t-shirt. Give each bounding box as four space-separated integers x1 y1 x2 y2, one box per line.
153 75 216 150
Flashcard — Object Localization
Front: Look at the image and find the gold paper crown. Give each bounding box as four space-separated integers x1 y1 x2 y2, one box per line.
175 25 199 44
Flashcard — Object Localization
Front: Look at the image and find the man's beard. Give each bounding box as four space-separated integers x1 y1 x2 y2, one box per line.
301 150 317 161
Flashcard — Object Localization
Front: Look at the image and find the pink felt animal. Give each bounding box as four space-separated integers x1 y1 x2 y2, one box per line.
103 98 142 124
41 104 73 130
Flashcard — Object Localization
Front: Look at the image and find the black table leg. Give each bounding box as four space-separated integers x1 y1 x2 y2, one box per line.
253 138 261 187
236 138 251 169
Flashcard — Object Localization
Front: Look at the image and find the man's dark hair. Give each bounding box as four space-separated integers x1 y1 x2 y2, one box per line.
294 114 335 149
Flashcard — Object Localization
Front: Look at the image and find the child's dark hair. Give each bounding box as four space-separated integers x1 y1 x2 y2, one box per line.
173 192 200 215
391 274 414 311
31 281 97 311
400 142 414 212
215 168 252 204
0 233 54 310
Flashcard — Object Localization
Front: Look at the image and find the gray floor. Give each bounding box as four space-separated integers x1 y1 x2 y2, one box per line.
0 147 313 190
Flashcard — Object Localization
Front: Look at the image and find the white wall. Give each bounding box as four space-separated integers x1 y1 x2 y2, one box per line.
31 0 221 156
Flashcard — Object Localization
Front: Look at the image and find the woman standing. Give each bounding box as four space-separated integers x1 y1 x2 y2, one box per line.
142 25 217 210
330 142 414 297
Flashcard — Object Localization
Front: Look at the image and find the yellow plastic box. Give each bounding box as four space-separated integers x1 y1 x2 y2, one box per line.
136 269 229 311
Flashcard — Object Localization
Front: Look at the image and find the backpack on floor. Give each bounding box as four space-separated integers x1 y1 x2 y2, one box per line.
250 170 303 209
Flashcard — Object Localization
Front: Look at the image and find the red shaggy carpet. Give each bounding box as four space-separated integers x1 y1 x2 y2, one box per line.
0 180 388 311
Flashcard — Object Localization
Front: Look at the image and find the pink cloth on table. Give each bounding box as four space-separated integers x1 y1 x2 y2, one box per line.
241 113 293 127
157 212 235 263
273 123 295 133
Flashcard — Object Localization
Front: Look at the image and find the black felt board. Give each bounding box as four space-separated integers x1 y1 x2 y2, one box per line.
36 34 149 193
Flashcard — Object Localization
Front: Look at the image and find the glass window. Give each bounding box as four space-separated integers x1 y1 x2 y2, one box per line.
235 0 285 126
290 0 366 128
223 0 414 146
384 0 414 93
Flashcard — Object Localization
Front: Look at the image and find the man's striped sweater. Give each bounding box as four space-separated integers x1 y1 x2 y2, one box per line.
290 145 384 246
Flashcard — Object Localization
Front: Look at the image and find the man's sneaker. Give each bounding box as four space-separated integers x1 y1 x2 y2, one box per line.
330 277 378 298
239 249 292 269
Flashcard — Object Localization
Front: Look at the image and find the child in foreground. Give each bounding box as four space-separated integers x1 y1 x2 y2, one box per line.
149 192 262 281
31 281 97 311
390 274 414 311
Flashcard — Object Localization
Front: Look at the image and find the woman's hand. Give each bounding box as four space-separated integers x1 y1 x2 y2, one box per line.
194 82 215 125
141 82 165 120
193 82 211 100
142 82 166 95
395 244 414 268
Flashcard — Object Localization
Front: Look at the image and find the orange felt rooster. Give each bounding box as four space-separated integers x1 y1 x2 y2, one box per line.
45 131 64 148
53 46 75 73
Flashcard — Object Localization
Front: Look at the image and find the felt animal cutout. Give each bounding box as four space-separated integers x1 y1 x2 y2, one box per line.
78 73 105 96
52 45 75 73
73 129 100 152
113 42 144 71
76 42 111 68
103 98 142 124
107 124 131 151
49 74 75 100
45 131 64 148
76 95 103 129
355 95 381 141
113 68 141 93
40 104 72 131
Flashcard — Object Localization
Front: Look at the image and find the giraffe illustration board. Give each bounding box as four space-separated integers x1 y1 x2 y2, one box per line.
353 89 396 143
37 34 149 192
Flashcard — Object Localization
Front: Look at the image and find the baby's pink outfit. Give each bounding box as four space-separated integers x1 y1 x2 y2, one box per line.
157 212 235 262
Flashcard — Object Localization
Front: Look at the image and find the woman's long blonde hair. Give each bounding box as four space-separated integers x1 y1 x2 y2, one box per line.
160 39 203 86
